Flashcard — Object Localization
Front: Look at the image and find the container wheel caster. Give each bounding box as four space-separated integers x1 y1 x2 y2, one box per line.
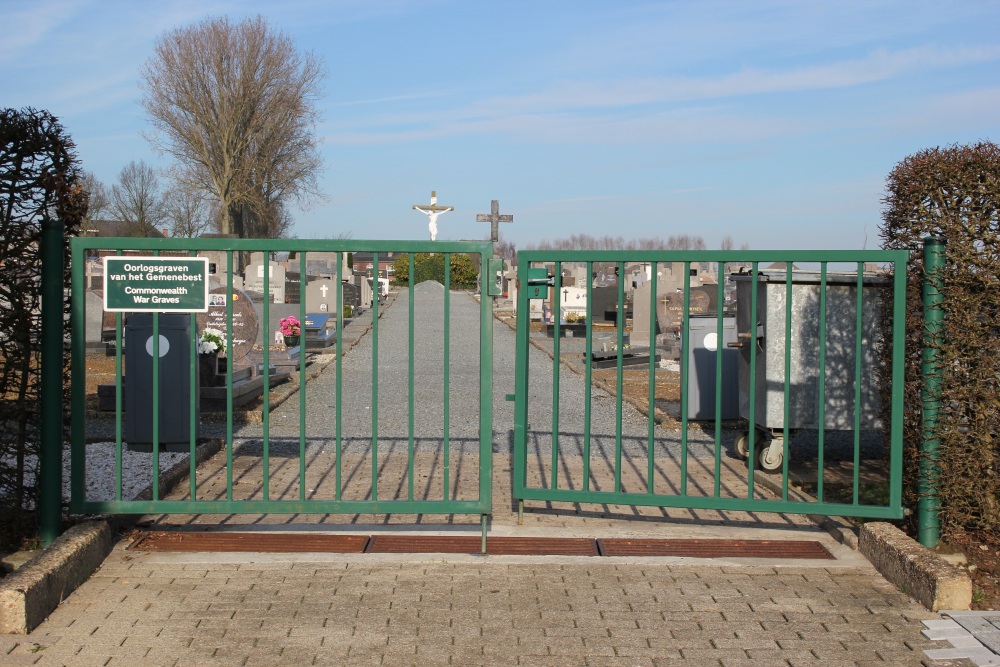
734 431 751 459
757 439 784 472
734 430 767 460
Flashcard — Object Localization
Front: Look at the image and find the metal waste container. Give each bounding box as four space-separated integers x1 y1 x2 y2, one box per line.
730 270 887 469
686 315 739 420
125 313 199 451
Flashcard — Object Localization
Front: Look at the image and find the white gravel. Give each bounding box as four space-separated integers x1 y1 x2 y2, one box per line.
6 444 189 506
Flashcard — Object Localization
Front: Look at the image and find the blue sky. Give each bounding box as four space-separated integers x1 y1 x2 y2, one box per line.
3 0 999 250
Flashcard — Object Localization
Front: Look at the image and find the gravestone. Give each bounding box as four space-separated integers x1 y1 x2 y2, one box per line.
244 260 286 303
632 279 719 348
305 278 341 314
85 291 104 348
555 286 588 319
303 312 336 350
341 282 361 310
591 286 621 323
355 274 374 308
196 287 259 374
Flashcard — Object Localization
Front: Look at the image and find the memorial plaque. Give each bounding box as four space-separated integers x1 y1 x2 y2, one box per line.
304 313 330 332
196 287 259 370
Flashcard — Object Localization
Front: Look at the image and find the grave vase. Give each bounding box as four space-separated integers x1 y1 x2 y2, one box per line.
199 352 219 387
283 334 300 348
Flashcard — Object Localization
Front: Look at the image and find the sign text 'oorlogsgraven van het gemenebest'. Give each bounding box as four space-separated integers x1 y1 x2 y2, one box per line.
103 257 210 312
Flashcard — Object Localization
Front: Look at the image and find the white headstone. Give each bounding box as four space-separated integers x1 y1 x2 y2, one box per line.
245 261 286 303
305 278 341 314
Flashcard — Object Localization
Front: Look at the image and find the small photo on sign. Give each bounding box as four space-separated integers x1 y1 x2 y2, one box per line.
210 294 226 306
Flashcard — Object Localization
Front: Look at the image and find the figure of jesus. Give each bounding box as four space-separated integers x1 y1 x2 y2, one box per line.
412 190 454 241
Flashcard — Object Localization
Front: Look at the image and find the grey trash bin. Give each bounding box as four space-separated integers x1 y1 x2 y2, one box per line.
686 315 739 420
125 313 199 451
730 270 886 469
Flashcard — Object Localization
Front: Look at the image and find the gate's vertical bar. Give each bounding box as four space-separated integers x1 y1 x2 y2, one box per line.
152 307 160 501
298 251 307 501
714 262 724 497
889 253 907 517
226 251 233 501
583 261 593 492
615 261 625 493
262 250 270 501
408 252 416 501
817 263 828 503
853 262 864 505
513 260 530 515
479 246 494 517
680 262 691 495
647 261 657 494
70 241 87 513
39 219 64 546
336 252 343 500
371 251 380 501
781 268 793 499
189 251 197 501
747 262 760 496
919 237 945 548
114 251 123 503
551 261 561 490
444 254 451 500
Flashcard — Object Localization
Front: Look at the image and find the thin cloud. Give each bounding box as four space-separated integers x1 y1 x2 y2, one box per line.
323 45 1000 146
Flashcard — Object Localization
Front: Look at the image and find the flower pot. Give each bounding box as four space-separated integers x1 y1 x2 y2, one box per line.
199 352 219 387
283 334 300 347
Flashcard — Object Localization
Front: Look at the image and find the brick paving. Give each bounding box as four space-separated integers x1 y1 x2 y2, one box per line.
0 551 961 666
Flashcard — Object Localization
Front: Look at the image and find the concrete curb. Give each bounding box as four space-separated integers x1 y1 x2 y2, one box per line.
859 522 972 612
0 440 223 635
0 521 111 634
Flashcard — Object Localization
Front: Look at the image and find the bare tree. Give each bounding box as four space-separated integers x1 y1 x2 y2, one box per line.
665 234 706 250
720 235 735 251
140 15 325 239
110 160 164 237
163 185 213 238
495 234 517 264
79 171 109 233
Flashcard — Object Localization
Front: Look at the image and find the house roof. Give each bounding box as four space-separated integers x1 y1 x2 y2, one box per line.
85 219 167 238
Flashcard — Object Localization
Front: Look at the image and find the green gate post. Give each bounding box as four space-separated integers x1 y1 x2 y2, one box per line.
39 219 65 546
919 236 945 549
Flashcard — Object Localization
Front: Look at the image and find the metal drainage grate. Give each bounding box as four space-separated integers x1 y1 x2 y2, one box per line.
367 535 600 556
125 533 834 560
597 538 834 560
127 532 370 553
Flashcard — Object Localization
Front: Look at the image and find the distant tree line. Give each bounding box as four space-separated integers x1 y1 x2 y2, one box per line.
516 233 748 255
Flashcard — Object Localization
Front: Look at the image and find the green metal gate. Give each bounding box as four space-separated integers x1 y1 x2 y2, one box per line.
68 237 494 540
512 250 909 520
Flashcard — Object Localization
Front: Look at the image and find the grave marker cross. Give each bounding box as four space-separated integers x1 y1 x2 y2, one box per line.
476 199 513 242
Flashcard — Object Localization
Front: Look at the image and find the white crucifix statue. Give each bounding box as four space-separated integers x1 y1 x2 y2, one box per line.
320 284 329 298
412 190 454 241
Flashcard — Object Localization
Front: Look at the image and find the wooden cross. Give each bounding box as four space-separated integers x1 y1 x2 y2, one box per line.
476 199 513 242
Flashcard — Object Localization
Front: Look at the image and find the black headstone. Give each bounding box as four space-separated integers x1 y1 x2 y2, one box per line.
341 282 361 308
